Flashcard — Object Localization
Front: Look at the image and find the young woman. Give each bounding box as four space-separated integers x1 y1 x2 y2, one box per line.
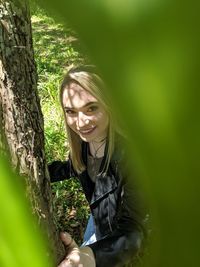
48 65 147 267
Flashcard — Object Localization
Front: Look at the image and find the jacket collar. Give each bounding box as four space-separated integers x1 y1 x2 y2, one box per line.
81 141 118 207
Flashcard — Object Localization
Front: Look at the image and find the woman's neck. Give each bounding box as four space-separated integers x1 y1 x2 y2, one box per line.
89 139 106 158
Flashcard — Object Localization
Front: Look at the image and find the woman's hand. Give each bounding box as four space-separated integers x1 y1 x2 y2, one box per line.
58 232 96 267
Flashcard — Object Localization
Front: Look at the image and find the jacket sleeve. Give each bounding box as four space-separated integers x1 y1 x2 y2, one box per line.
88 156 147 267
48 158 77 182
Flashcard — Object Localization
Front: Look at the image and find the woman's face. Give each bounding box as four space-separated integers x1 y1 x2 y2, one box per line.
62 82 109 143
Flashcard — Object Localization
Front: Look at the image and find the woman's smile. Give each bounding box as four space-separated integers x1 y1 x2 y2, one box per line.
78 126 97 135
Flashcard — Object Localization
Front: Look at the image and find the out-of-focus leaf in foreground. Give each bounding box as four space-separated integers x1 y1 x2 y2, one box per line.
35 1 200 266
0 155 51 267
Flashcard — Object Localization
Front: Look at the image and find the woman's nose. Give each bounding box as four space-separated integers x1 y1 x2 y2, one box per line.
76 112 89 129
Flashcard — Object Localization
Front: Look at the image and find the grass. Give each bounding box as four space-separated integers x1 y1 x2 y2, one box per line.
31 7 90 245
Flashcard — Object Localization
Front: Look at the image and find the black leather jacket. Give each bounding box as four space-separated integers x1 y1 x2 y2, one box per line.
48 138 147 267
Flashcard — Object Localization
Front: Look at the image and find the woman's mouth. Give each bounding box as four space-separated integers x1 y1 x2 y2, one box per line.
79 126 96 135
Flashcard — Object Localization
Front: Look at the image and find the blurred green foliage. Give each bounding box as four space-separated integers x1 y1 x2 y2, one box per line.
0 155 52 267
35 0 200 266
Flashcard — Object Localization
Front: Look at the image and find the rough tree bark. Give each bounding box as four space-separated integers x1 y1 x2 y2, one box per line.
0 0 65 263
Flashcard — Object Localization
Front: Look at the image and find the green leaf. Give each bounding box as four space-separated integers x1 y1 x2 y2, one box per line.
0 156 52 267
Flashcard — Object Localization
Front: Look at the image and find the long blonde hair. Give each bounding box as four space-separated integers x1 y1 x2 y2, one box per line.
60 65 115 174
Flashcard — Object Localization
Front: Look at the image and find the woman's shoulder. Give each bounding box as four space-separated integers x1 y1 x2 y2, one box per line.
111 133 137 181
109 134 128 178
112 133 128 162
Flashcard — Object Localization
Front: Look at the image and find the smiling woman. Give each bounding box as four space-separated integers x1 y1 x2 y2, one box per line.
60 66 113 174
48 65 147 267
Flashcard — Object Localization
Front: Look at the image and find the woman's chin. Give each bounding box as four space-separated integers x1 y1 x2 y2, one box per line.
77 127 107 143
78 128 97 142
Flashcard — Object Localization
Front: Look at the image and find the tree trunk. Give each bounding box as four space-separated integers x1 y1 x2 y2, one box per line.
0 0 65 263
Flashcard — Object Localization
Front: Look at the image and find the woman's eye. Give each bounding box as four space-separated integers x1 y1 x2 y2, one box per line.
66 109 76 115
87 106 98 112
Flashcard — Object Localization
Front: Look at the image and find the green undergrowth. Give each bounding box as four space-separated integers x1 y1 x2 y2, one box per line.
31 7 89 245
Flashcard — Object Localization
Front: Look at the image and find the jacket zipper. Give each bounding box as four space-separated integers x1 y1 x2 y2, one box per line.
108 195 113 232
